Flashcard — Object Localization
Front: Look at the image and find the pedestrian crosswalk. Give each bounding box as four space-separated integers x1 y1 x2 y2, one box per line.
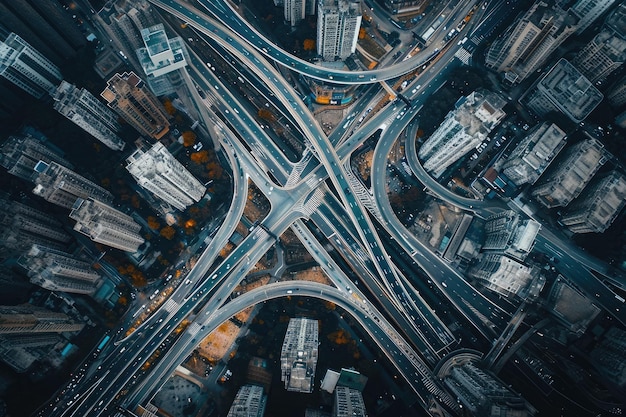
162 299 178 313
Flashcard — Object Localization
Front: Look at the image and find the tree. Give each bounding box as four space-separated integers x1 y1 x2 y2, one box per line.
191 150 210 164
181 131 196 147
258 108 275 122
358 27 367 39
303 38 315 51
163 99 176 116
147 216 161 230
160 226 176 240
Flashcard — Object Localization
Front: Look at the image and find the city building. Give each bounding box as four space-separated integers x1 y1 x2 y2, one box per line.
0 194 72 259
285 0 307 26
227 384 267 417
501 122 567 187
247 357 272 393
69 198 145 252
125 142 206 211
280 317 319 393
52 81 126 151
419 90 506 178
317 0 362 61
96 0 159 71
571 3 626 84
607 74 626 106
136 24 188 79
0 0 85 64
0 304 85 334
571 0 617 34
0 33 62 98
590 326 626 390
306 77 357 104
31 161 114 209
522 59 603 123
482 211 541 261
547 277 601 334
444 362 536 417
101 71 170 140
333 386 367 417
0 131 73 183
470 254 543 299
18 244 101 295
383 0 429 16
531 138 608 208
484 0 577 84
321 368 368 393
0 333 64 373
559 171 626 233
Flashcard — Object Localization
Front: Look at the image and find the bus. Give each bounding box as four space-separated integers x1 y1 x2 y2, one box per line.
96 335 111 352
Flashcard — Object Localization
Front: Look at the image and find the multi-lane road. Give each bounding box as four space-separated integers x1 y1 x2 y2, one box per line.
41 0 626 415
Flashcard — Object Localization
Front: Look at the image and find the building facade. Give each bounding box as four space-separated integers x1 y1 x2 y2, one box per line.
333 386 367 417
571 3 626 84
317 0 362 61
501 122 567 187
53 81 126 151
69 198 145 252
126 142 206 211
32 161 114 209
571 0 617 34
0 304 85 334
101 71 170 140
19 245 101 295
285 0 307 26
470 254 541 299
227 384 267 417
280 317 319 393
531 138 607 208
419 90 506 178
0 194 71 259
560 171 626 233
522 59 603 123
484 0 577 84
483 211 541 261
0 132 73 182
0 33 62 98
137 23 188 79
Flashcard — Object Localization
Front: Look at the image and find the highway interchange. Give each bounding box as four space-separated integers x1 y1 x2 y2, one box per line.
40 0 626 416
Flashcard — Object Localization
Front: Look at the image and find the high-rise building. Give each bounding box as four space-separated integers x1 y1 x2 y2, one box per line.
560 171 626 233
280 317 319 393
470 254 542 299
69 198 145 252
522 59 603 123
227 384 267 417
531 138 607 208
485 0 577 84
19 244 101 295
571 4 626 84
317 0 362 61
333 386 367 417
101 71 170 140
501 122 567 187
285 0 307 26
419 90 506 178
444 362 536 417
0 33 62 98
126 142 206 211
482 211 541 261
384 0 429 15
0 0 85 64
607 74 626 106
0 194 72 258
32 161 114 209
0 333 64 373
53 81 126 151
571 0 616 34
0 132 73 182
135 23 188 96
590 327 626 390
95 0 159 71
0 304 84 334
